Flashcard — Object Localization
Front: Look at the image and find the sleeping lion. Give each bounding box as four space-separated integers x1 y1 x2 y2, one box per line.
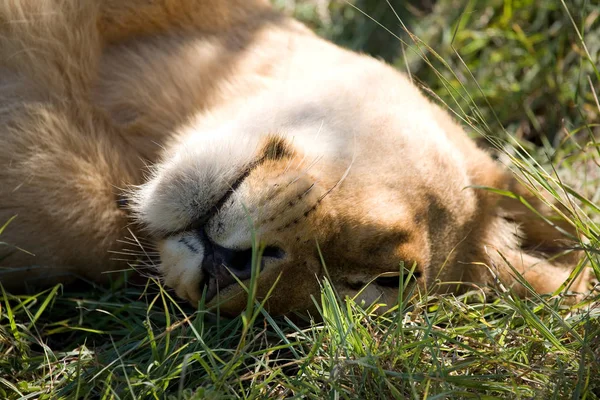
0 0 589 315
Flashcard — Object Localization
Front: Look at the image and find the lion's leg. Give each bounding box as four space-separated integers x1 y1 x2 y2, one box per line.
0 1 104 101
489 245 589 302
498 177 580 261
97 0 273 44
0 1 143 290
482 173 590 299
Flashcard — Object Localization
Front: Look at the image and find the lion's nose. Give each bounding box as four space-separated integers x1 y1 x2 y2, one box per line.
197 230 285 289
202 242 255 281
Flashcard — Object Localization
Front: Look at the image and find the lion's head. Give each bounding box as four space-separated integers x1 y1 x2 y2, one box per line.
130 61 505 315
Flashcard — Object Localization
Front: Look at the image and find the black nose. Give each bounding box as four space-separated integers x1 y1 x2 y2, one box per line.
202 243 255 280
197 230 285 292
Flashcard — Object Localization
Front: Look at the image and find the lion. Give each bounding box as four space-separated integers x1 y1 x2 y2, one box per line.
0 0 589 315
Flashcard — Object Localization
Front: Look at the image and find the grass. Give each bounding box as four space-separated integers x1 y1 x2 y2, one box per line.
1 275 599 398
1 0 600 398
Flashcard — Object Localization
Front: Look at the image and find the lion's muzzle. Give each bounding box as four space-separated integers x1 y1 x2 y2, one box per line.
199 229 286 301
158 229 286 305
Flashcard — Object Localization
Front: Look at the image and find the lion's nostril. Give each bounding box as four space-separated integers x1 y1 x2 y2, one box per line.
227 247 253 272
220 245 285 272
261 246 285 260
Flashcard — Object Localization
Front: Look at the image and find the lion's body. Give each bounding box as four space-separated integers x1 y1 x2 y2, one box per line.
0 0 588 314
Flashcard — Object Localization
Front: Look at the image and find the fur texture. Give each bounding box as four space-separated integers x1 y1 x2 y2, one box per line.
0 0 589 315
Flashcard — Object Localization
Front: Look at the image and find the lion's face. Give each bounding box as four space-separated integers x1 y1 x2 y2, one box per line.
132 73 480 316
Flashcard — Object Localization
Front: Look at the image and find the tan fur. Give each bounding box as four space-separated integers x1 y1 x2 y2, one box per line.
0 0 589 315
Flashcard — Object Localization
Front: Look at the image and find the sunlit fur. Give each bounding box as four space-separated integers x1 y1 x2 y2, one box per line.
0 0 589 315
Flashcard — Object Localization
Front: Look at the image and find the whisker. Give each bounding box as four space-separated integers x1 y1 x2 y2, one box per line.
119 235 156 246
288 155 322 186
124 228 158 269
318 124 357 202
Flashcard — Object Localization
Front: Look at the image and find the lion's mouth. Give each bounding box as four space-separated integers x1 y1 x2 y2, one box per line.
196 231 285 303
